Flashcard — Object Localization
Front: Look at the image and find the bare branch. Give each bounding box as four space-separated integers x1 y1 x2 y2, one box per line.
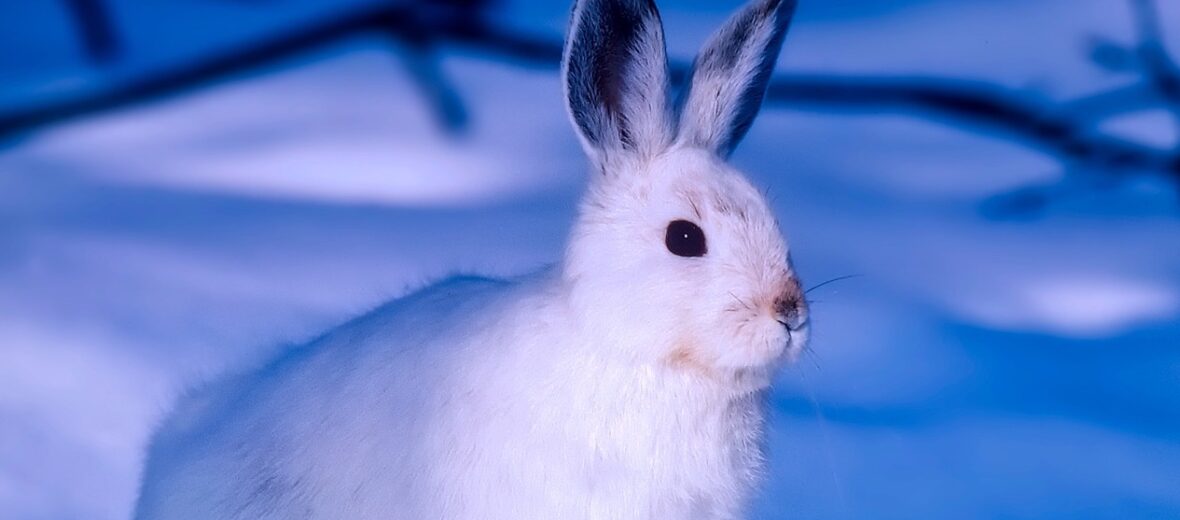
2 2 1178 185
1088 35 1138 74
0 4 543 142
61 0 120 64
392 34 469 134
1128 0 1180 147
761 75 1177 176
1060 82 1159 120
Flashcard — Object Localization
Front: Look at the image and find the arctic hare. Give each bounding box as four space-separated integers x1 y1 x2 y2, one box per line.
134 0 807 518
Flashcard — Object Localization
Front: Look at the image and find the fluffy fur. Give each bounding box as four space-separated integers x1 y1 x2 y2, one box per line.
134 0 804 518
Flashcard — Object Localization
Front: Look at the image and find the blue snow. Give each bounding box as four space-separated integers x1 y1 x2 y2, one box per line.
1 0 1178 518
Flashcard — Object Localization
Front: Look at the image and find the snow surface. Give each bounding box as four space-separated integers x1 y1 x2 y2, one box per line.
1 0 1179 518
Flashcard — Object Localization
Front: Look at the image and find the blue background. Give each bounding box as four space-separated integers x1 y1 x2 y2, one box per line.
1 1 1178 518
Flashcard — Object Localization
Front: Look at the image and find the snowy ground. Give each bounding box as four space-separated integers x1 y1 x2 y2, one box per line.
2 0 1179 518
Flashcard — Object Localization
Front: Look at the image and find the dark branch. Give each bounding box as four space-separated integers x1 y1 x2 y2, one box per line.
0 4 536 143
1129 0 1180 143
761 75 1177 175
393 36 469 134
3 2 1179 183
61 0 121 64
1130 0 1180 99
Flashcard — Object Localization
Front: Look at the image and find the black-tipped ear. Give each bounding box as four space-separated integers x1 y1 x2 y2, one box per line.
563 0 673 160
677 0 797 158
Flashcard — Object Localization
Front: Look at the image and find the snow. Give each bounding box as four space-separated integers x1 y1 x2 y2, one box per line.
1 0 1178 518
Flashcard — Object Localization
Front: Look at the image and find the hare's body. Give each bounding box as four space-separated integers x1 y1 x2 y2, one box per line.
136 274 765 520
137 0 808 518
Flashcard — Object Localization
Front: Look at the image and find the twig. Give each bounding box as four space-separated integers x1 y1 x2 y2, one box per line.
1129 0 1180 148
61 0 120 64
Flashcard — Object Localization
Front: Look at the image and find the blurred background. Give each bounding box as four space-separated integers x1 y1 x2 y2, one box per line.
2 0 1179 518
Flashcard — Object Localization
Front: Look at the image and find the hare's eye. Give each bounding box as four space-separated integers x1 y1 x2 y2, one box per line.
665 220 707 258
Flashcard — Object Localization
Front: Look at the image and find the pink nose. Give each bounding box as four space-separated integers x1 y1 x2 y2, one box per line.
773 276 807 331
773 294 806 331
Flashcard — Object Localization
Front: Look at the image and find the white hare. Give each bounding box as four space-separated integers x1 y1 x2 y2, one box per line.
134 0 806 518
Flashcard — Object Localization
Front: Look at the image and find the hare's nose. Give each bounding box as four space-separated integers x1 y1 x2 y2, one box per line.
774 294 807 332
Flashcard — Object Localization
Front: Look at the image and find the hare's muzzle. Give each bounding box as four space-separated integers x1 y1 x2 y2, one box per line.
773 287 808 332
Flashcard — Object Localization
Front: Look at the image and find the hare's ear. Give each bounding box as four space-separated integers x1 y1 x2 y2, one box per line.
563 0 673 162
677 0 797 158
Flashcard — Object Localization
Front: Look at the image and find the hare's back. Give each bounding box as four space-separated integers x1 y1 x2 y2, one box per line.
135 274 523 519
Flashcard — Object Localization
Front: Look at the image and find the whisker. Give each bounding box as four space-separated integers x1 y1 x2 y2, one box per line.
802 345 823 372
728 291 752 310
799 371 849 515
805 274 862 295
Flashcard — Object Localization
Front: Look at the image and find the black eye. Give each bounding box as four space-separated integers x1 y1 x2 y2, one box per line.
665 220 707 258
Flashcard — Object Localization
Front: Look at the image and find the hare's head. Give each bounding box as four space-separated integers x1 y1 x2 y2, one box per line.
561 0 806 391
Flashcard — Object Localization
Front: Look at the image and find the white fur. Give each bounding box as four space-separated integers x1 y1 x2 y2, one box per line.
135 1 805 519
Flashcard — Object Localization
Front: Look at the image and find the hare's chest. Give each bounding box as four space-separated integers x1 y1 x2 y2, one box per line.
431 351 767 519
573 399 765 519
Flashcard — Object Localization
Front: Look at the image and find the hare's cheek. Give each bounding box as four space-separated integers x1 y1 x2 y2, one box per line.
782 324 808 363
664 341 720 380
748 318 793 366
705 318 787 370
765 321 793 359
